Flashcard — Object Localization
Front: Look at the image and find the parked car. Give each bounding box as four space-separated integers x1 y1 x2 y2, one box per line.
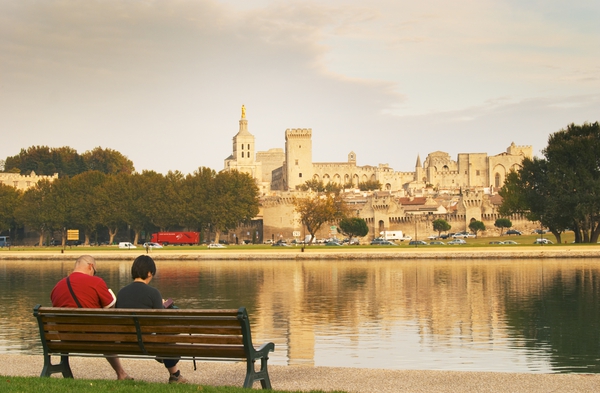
429 241 445 245
271 242 290 247
534 238 553 244
489 241 504 245
427 235 439 240
447 239 467 245
143 242 163 249
325 241 343 246
503 240 519 245
506 229 522 235
452 232 476 239
409 240 428 246
118 242 136 249
208 243 226 249
370 238 397 245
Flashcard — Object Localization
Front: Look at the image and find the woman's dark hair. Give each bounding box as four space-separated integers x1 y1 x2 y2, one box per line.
131 255 157 280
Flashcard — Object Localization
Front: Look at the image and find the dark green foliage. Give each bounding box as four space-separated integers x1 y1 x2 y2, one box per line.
0 184 21 233
358 180 381 191
494 218 512 235
499 122 600 243
468 220 485 237
432 218 451 237
3 146 134 177
338 217 369 240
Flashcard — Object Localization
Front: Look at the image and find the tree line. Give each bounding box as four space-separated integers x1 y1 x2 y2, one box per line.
1 145 135 177
0 168 259 246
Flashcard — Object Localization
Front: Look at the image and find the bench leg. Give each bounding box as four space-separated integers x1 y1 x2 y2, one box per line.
40 355 74 378
244 358 272 390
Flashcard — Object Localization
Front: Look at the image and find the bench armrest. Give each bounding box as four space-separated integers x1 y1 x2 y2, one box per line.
253 342 275 360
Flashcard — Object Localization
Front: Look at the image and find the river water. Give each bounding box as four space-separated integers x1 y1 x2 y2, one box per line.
2 258 600 373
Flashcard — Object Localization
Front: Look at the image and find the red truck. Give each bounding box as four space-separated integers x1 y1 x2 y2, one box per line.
150 232 199 246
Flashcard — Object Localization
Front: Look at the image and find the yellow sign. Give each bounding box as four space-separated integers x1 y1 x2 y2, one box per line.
67 230 79 241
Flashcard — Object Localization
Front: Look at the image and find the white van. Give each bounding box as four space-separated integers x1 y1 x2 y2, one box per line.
118 242 136 249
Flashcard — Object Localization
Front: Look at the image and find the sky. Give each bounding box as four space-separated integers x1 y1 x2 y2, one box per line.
1 0 599 175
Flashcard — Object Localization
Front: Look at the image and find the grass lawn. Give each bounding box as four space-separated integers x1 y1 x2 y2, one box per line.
0 375 345 393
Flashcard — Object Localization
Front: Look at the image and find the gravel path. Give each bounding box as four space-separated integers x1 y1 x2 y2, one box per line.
2 354 599 392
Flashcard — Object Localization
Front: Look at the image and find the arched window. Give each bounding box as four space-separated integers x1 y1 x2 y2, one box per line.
495 173 501 188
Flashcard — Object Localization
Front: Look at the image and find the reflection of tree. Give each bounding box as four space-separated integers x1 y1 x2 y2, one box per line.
504 270 600 373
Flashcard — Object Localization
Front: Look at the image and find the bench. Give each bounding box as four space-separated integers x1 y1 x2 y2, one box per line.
33 305 275 389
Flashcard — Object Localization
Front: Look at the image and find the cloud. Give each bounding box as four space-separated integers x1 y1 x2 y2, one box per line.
0 1 598 176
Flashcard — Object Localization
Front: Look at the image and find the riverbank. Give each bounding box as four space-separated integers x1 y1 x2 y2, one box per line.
2 354 599 393
1 244 599 260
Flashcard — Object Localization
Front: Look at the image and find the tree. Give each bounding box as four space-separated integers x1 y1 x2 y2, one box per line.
180 167 215 240
358 180 382 191
82 147 135 174
294 193 349 249
338 217 369 243
432 219 451 238
494 218 512 236
499 122 600 243
0 184 21 235
14 180 54 246
469 220 486 237
209 170 260 243
96 173 130 245
4 145 86 177
68 171 107 245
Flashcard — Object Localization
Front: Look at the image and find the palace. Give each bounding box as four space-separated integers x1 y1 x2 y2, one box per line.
0 171 58 191
223 106 535 243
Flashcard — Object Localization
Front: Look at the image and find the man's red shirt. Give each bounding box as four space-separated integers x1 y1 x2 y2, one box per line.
51 272 115 308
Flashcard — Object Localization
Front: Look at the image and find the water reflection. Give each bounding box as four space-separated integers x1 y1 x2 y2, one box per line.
2 259 600 373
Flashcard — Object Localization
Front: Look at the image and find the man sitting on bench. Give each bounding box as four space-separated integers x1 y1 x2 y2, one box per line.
50 255 132 380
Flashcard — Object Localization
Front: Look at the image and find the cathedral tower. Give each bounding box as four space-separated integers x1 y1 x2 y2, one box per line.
232 105 255 164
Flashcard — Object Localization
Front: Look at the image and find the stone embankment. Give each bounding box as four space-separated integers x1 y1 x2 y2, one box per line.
0 246 599 260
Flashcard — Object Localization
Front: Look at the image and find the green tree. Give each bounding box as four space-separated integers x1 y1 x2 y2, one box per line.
82 147 135 174
432 218 451 238
499 122 600 243
469 220 486 237
209 170 260 243
69 171 107 245
358 180 382 191
494 218 512 236
0 184 21 235
338 217 369 243
294 193 349 249
96 173 130 245
180 167 215 240
4 146 86 177
14 179 54 246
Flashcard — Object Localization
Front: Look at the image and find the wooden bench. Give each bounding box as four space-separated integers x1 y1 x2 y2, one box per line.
33 305 275 389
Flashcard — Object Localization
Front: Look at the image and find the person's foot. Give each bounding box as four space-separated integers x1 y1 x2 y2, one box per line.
117 374 134 380
168 372 188 384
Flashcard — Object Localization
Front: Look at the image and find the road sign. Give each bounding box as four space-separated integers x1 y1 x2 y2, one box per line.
293 231 301 237
67 229 79 241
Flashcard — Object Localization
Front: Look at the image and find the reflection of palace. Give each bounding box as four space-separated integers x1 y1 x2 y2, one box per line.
223 106 535 243
241 261 585 368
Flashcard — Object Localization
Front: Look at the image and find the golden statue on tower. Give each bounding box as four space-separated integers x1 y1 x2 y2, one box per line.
241 105 246 119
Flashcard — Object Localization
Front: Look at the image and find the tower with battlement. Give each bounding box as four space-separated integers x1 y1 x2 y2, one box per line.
283 128 313 191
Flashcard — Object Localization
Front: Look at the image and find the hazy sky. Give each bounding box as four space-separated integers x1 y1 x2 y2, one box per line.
1 1 599 175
